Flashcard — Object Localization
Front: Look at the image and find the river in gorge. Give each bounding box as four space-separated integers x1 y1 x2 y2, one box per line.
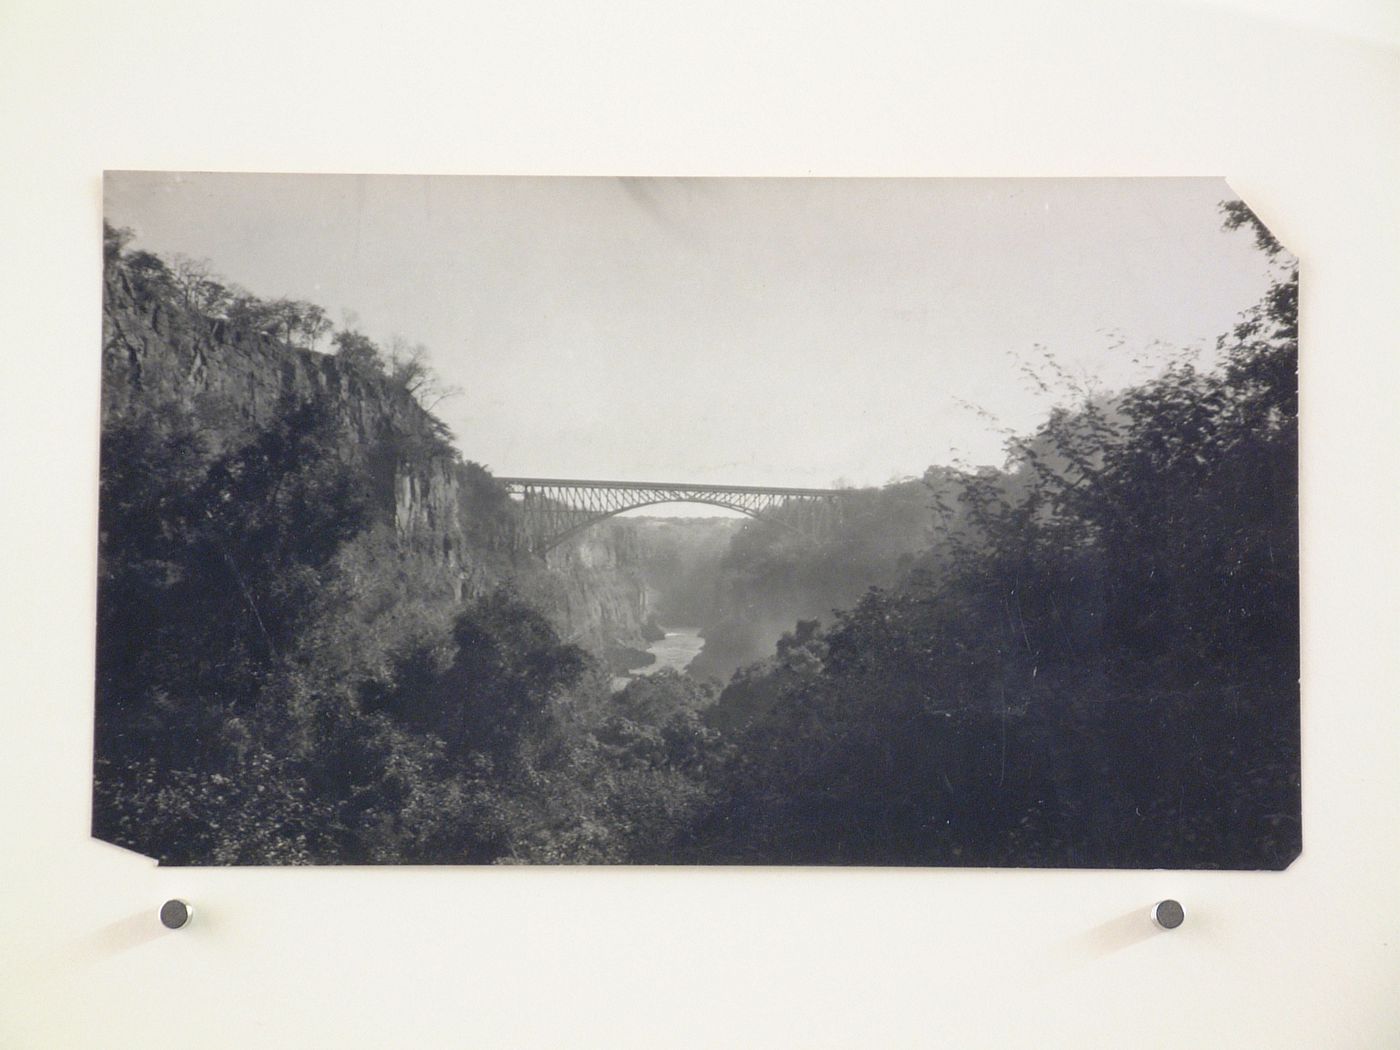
611 626 705 691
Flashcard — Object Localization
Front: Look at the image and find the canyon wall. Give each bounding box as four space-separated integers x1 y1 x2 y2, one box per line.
100 267 650 658
540 523 652 655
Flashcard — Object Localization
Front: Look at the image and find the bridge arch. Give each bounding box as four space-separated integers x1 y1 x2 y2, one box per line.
497 477 846 553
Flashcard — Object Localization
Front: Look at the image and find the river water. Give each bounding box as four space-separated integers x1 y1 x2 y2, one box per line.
611 626 704 691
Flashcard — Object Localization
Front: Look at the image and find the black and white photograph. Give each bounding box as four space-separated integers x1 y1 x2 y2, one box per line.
94 173 1300 868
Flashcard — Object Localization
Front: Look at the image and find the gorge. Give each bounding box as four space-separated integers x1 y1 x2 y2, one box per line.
101 245 661 670
92 199 1301 871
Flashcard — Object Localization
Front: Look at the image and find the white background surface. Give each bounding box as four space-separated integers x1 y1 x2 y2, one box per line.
1 2 1397 1047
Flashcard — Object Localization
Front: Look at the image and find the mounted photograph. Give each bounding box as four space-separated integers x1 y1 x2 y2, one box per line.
94 174 1299 867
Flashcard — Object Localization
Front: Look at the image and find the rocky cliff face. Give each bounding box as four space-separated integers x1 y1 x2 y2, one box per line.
544 522 651 653
100 267 651 655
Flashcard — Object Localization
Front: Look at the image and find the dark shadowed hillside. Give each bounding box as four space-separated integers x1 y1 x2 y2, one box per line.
94 229 689 864
691 203 1299 868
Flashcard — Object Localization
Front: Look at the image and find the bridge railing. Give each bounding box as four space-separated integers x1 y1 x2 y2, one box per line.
495 477 845 497
494 476 850 553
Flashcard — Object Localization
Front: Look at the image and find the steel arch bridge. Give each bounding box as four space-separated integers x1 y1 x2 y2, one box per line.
497 476 847 553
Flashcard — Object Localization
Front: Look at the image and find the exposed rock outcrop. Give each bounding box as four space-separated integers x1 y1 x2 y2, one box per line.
545 522 651 654
100 266 651 655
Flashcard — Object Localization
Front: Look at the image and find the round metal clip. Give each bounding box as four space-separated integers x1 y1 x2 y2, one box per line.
159 899 193 930
1151 899 1185 930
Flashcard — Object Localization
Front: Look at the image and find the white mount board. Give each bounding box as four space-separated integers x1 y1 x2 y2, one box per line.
1 1 1397 1046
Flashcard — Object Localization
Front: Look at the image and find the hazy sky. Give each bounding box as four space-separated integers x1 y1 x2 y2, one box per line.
106 174 1276 490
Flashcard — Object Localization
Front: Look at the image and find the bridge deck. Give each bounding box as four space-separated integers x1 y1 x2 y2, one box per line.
496 476 845 497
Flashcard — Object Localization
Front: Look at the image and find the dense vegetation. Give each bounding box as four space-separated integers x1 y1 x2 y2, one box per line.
694 202 1299 867
95 205 1298 867
95 229 721 864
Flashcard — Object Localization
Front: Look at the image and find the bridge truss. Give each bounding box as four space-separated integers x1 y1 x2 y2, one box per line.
496 476 847 553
